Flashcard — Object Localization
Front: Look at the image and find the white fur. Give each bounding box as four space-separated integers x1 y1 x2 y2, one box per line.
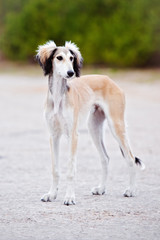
42 50 77 205
54 52 74 81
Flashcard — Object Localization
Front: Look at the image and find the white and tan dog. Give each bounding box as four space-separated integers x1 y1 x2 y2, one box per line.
36 41 145 205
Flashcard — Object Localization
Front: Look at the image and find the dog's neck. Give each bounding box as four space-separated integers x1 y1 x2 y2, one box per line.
48 71 69 114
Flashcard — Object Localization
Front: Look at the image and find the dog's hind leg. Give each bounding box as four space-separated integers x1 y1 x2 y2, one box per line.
108 117 137 197
88 104 109 195
106 91 144 197
41 135 60 202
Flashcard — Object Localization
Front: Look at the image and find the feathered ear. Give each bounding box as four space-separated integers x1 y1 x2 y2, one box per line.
65 41 83 77
36 41 57 76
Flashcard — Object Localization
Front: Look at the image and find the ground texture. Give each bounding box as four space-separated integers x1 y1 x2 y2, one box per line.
0 69 160 240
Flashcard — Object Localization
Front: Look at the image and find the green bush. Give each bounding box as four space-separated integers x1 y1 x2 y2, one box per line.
1 0 160 66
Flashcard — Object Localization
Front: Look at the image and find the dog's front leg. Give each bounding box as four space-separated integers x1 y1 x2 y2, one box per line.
41 135 60 202
64 114 78 205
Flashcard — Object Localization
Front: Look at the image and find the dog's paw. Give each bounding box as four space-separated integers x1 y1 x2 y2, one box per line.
41 192 57 202
92 186 105 195
64 194 76 206
123 188 136 197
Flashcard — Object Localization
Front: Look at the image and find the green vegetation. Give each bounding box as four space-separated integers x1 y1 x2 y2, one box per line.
0 0 160 66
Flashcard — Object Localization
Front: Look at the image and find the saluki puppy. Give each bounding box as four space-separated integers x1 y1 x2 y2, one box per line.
36 41 145 205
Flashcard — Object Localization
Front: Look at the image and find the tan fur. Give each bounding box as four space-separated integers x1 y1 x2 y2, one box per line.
68 75 125 109
67 75 127 150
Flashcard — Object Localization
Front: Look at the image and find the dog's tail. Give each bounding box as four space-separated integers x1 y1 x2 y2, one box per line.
135 157 145 170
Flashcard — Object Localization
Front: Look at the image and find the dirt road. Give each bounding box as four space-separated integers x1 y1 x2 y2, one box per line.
0 70 160 240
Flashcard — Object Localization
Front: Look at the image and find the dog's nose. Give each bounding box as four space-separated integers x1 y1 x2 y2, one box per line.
67 71 74 77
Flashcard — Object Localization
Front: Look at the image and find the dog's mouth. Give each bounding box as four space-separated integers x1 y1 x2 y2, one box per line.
66 76 75 80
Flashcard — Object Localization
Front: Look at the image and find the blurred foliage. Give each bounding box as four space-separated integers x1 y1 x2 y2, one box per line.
0 0 160 66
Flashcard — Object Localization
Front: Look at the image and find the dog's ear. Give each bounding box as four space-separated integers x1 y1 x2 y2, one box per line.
65 41 83 77
36 41 57 76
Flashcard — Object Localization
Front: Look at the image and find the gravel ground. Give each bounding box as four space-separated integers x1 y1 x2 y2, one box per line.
0 70 160 240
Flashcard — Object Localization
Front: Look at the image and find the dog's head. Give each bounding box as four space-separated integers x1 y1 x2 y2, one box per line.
36 41 83 78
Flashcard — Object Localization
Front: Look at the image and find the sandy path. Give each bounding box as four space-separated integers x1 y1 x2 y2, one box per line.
0 72 160 240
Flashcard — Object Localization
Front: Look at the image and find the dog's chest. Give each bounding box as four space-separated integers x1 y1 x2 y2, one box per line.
45 103 73 137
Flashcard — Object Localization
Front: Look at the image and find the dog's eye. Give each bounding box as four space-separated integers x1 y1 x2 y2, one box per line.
57 56 63 61
70 56 73 61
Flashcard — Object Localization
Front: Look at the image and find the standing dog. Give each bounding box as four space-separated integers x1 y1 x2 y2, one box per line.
36 41 145 205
